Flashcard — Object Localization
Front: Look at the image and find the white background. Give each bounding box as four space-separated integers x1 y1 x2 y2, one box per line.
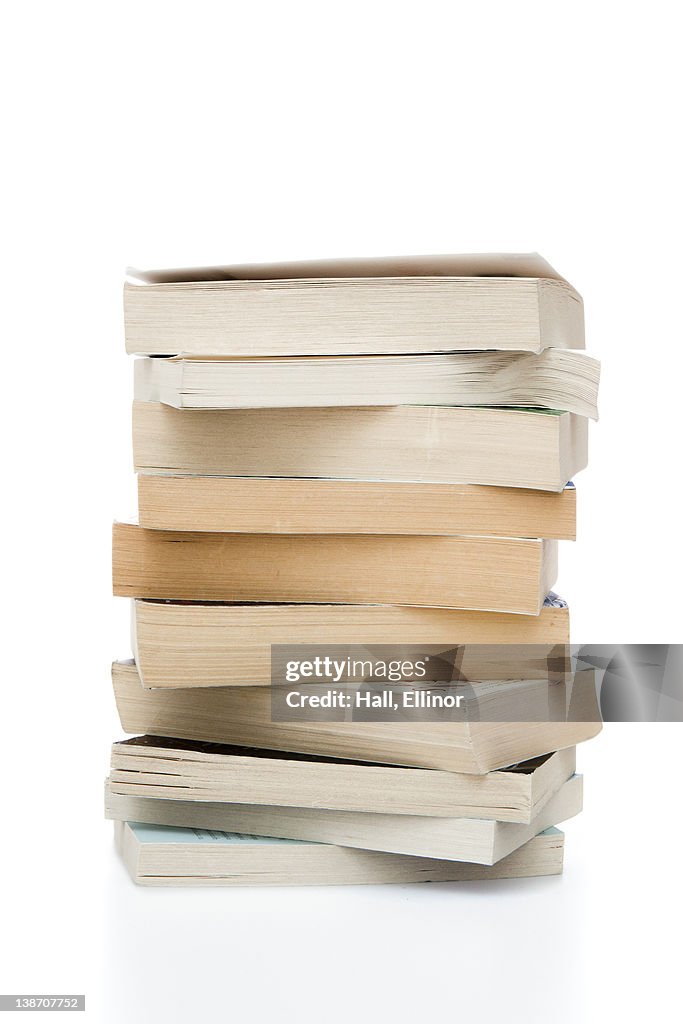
1 2 681 1021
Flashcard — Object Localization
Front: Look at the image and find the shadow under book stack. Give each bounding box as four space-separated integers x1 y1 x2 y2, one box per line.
109 253 602 887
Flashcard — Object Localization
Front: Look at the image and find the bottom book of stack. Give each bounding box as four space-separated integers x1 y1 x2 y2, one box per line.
106 736 583 887
115 821 566 887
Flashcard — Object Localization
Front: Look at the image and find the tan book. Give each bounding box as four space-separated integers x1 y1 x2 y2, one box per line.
106 774 581 863
133 403 587 492
132 598 570 689
134 350 599 419
124 253 584 357
137 477 577 538
112 661 602 773
115 820 566 887
113 523 557 614
109 737 576 822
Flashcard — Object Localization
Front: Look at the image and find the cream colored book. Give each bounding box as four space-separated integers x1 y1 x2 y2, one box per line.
134 350 599 418
113 523 557 615
112 661 602 773
115 820 566 887
124 253 584 357
132 598 570 689
106 773 581 863
133 403 587 492
137 476 577 537
109 737 576 822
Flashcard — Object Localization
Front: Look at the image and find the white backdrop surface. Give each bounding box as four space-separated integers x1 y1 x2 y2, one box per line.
1 3 681 1021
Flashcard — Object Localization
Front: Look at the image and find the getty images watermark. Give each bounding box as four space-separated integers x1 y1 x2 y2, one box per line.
270 644 683 723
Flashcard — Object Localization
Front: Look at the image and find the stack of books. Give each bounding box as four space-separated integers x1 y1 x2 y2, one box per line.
109 253 602 887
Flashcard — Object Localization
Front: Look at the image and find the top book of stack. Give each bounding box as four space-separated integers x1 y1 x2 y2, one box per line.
124 253 584 357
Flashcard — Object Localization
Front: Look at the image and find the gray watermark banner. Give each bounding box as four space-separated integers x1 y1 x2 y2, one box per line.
0 996 85 1012
270 644 682 723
